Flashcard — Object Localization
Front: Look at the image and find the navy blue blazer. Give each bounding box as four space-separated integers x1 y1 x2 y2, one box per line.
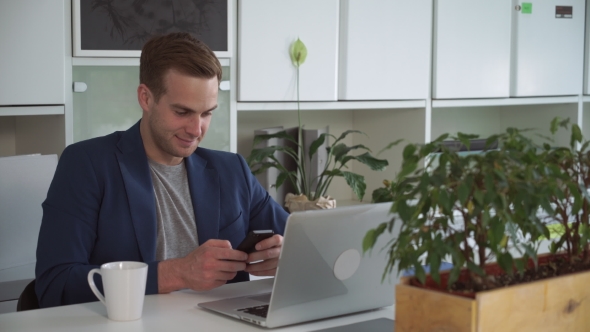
35 121 288 307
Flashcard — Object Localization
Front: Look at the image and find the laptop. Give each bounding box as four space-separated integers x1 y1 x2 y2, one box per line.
198 202 399 328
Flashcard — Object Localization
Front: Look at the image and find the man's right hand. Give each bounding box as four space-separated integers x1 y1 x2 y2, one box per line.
157 239 248 293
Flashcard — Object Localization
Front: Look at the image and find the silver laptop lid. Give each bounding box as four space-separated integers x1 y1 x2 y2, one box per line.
266 202 397 328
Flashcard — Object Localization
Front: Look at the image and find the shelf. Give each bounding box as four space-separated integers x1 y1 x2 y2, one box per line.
0 106 65 116
237 100 426 111
72 58 231 67
432 96 580 108
238 97 582 111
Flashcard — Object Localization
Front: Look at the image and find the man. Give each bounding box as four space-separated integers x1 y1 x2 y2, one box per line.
35 33 289 307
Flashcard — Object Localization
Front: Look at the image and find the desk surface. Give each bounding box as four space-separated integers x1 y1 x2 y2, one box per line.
0 279 393 331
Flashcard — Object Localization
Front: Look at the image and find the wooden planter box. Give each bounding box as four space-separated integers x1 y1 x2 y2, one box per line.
395 268 590 331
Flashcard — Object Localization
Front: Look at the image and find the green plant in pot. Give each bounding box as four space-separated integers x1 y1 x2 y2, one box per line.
247 39 388 212
537 118 590 265
366 129 551 291
362 119 590 331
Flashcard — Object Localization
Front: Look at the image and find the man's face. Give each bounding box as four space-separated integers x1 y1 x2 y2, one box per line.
140 69 218 165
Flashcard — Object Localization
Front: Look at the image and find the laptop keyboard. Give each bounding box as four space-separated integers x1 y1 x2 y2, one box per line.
237 305 269 318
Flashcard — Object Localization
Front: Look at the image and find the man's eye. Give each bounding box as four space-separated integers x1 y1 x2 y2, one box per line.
176 111 188 116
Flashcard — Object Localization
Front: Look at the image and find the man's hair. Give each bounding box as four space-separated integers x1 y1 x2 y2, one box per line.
140 32 222 102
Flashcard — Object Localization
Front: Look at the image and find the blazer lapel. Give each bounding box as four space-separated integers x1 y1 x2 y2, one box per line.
116 121 157 262
185 153 220 245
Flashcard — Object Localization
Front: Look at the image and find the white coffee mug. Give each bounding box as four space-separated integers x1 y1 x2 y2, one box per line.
87 261 148 321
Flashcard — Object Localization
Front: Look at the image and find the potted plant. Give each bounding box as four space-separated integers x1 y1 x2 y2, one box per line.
364 119 590 331
247 39 388 212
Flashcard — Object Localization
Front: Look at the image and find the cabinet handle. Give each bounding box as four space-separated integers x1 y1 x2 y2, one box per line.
219 81 230 91
73 82 87 93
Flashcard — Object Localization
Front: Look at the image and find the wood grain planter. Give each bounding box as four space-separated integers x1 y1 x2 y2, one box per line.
395 265 590 331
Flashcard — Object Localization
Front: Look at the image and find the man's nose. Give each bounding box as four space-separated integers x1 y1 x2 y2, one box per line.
186 116 202 138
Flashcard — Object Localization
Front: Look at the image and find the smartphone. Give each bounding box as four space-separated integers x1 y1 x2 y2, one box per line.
236 230 274 253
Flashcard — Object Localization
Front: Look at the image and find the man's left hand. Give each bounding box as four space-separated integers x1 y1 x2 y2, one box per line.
244 234 283 276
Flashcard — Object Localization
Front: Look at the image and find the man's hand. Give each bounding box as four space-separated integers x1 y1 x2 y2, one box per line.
244 234 283 277
158 239 247 293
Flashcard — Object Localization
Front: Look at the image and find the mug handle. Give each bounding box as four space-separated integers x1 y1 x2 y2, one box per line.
87 268 106 306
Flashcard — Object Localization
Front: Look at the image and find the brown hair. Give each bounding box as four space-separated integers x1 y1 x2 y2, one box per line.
140 32 222 102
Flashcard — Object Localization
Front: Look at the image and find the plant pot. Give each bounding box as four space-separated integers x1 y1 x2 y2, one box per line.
395 255 590 331
284 193 336 212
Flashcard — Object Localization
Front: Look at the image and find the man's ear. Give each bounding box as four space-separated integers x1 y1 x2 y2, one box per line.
137 84 153 112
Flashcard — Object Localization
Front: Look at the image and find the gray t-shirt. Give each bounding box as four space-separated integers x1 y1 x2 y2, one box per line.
148 159 199 261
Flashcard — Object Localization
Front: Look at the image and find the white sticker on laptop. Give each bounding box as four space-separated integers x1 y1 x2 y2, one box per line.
333 249 361 280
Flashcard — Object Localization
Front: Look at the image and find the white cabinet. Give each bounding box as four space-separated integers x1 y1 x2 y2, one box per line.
432 0 512 99
511 0 585 97
0 0 65 106
238 0 339 101
72 64 233 152
339 0 432 100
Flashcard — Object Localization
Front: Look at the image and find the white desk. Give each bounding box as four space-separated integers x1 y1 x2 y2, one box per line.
0 279 393 331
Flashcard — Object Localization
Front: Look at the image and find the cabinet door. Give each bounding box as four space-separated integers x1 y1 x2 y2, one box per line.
433 0 512 99
238 0 339 101
73 65 232 152
0 0 65 106
511 0 585 97
339 0 432 100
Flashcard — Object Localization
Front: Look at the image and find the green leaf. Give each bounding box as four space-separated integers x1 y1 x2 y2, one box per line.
447 267 461 288
414 264 426 285
308 134 327 160
571 124 583 148
247 147 279 165
490 221 505 249
402 144 417 160
428 253 442 285
474 190 484 205
331 144 370 163
466 261 485 277
485 135 500 149
353 152 389 171
553 235 566 253
341 171 367 201
514 258 526 276
457 132 477 150
252 130 298 147
458 182 469 205
569 183 583 215
334 130 366 145
275 171 290 190
377 139 403 155
363 223 387 253
372 187 392 203
249 161 278 175
550 241 559 254
438 189 452 214
398 162 418 180
289 38 307 67
396 199 413 222
497 252 514 276
322 169 342 177
550 117 560 135
523 244 538 269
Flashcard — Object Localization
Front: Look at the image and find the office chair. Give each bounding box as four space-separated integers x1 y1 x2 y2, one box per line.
16 279 39 311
